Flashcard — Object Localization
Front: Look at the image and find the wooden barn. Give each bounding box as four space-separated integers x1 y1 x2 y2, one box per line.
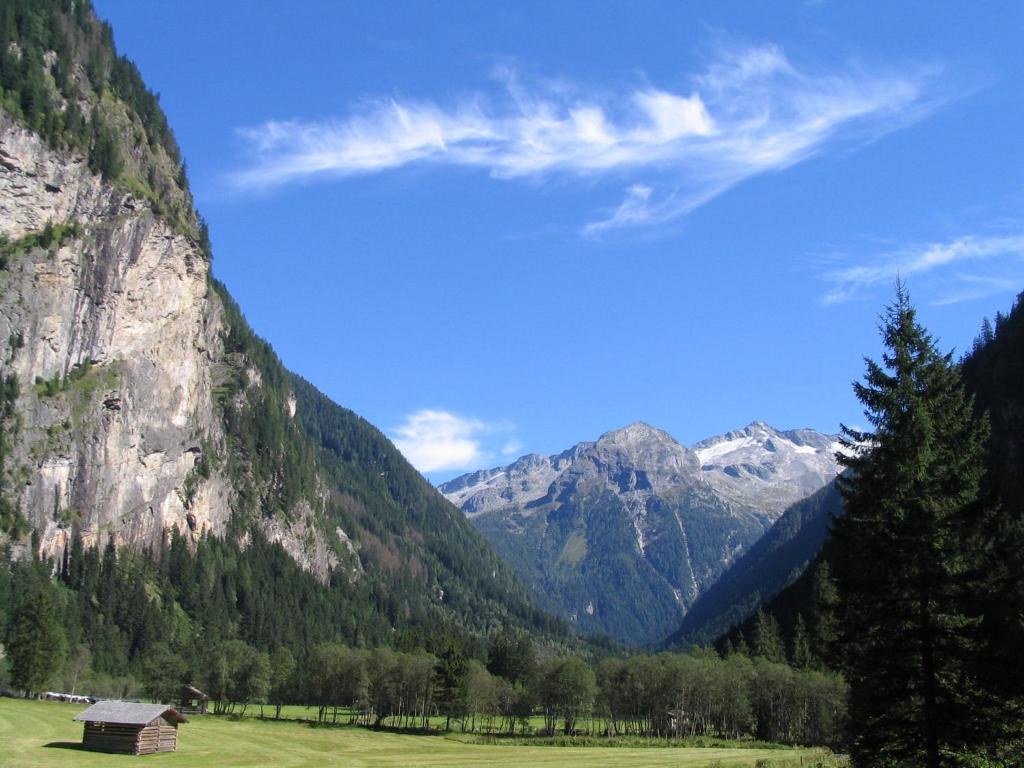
179 684 209 715
74 701 188 755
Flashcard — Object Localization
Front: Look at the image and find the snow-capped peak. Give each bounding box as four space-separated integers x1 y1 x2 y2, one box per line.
693 422 841 517
440 420 841 522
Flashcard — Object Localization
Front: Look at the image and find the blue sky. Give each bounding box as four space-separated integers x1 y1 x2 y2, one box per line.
94 1 1024 481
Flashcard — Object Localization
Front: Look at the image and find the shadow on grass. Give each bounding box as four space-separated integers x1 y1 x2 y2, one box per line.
43 741 90 751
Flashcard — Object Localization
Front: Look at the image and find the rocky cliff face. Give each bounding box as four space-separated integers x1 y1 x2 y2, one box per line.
440 421 840 645
0 109 338 576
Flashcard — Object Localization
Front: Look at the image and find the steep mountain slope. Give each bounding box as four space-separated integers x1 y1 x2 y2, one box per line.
290 374 565 635
0 101 249 561
441 421 840 645
0 0 564 644
667 479 843 648
961 294 1024 519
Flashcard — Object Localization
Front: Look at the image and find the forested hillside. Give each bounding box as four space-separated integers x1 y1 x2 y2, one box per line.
961 294 1024 518
290 373 565 637
0 0 572 702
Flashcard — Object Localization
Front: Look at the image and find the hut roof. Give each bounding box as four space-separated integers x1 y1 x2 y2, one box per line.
75 701 188 726
182 684 208 698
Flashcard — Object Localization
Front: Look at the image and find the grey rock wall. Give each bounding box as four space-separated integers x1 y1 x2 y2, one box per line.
0 110 340 579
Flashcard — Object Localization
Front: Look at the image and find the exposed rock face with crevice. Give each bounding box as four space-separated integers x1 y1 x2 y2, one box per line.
0 109 339 579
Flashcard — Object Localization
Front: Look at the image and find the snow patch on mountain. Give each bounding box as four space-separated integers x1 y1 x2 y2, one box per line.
443 420 841 524
694 421 841 518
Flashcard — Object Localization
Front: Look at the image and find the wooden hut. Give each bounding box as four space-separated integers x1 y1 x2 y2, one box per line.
75 701 188 754
179 684 209 714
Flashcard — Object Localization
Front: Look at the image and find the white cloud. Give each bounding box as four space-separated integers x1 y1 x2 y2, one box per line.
231 44 939 232
390 410 486 473
821 232 1024 305
390 409 520 474
932 274 1020 306
500 439 524 458
583 184 657 234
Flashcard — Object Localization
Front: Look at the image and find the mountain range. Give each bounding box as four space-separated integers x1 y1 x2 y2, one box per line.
441 421 842 645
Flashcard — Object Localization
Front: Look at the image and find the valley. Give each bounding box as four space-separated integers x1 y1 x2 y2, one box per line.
0 2 1021 766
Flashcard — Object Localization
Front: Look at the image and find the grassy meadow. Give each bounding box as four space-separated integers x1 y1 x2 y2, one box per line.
0 698 843 768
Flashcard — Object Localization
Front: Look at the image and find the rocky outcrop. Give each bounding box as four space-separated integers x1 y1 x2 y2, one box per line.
0 109 339 578
0 111 107 240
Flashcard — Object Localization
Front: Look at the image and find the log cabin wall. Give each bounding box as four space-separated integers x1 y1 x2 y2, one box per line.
82 721 145 754
158 724 178 752
81 720 178 754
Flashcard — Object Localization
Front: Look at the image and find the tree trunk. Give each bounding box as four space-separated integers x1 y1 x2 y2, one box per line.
921 590 940 768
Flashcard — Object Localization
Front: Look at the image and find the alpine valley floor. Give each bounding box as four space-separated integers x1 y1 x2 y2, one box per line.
0 699 837 768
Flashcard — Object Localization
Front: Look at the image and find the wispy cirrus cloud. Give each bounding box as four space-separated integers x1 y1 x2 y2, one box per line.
230 44 943 234
820 231 1024 305
390 409 518 475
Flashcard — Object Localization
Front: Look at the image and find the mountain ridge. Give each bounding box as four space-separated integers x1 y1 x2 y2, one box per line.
444 419 840 520
440 419 841 645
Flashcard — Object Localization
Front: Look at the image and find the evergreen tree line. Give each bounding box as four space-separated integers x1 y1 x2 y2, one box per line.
0 527 409 700
720 563 841 675
0 526 844 748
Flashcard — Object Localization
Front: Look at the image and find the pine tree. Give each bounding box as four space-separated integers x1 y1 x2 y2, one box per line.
6 582 67 694
791 614 814 670
808 560 839 661
831 285 992 767
751 609 785 663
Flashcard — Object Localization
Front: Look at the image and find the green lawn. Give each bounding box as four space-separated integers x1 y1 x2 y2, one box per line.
0 698 836 768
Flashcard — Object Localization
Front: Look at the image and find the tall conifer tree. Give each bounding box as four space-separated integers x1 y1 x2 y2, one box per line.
751 609 786 663
832 285 990 767
6 582 66 694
